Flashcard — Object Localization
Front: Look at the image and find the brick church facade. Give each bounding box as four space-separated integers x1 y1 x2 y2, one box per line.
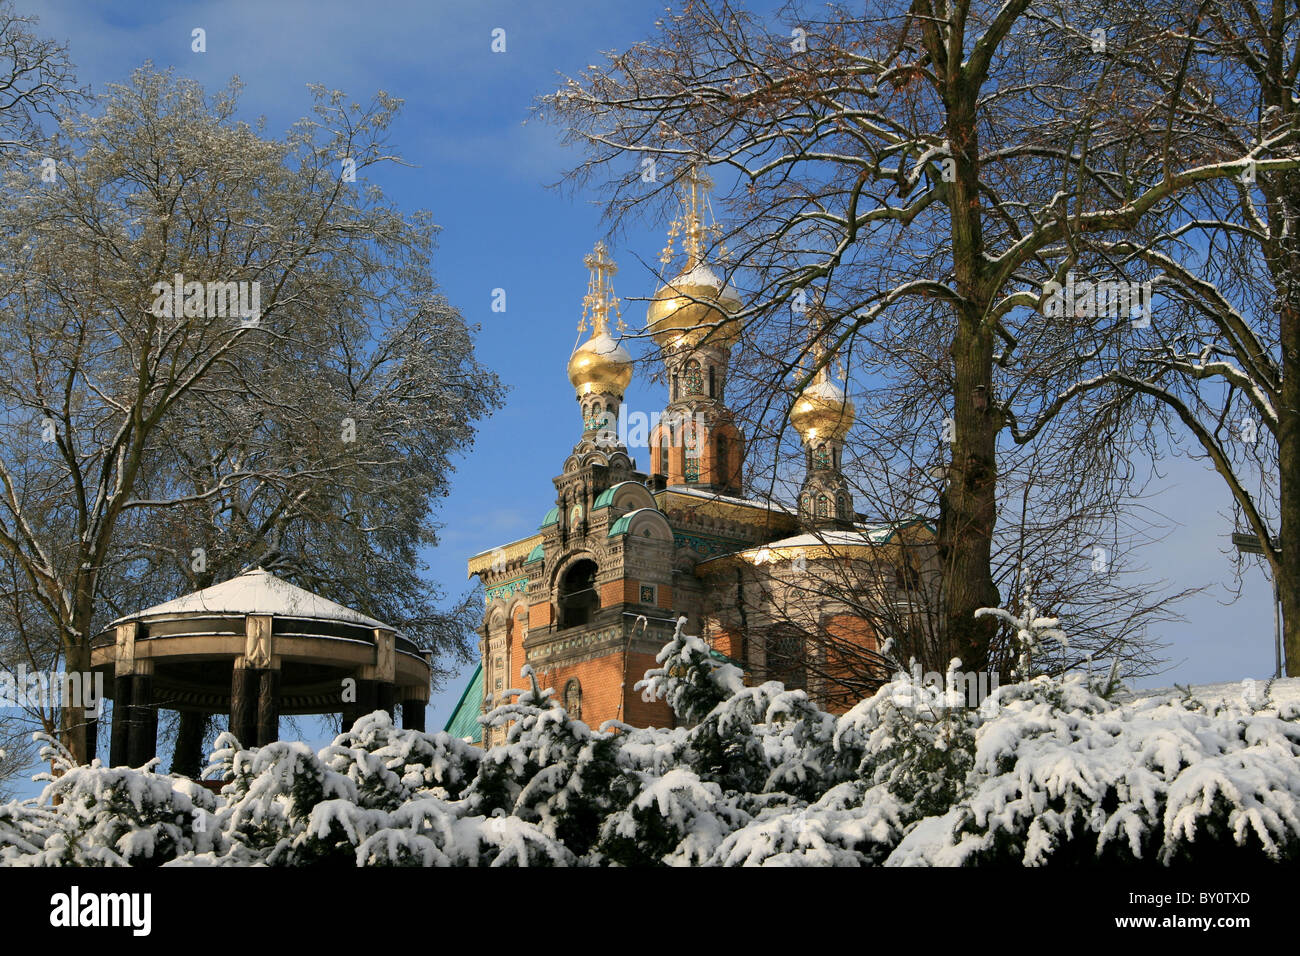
451 174 938 745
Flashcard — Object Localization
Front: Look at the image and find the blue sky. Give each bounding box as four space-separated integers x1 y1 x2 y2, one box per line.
5 0 1281 796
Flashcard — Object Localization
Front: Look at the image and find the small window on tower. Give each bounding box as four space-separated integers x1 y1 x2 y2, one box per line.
684 360 703 395
640 585 657 605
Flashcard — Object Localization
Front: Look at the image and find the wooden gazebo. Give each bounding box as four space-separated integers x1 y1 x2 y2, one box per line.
90 568 431 775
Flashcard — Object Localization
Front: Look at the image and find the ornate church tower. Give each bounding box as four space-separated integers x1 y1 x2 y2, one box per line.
789 344 857 529
647 168 745 496
555 241 638 543
567 241 632 453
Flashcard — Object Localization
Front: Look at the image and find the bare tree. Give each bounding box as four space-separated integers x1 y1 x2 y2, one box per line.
0 1 77 153
0 68 501 765
541 0 1277 672
1023 0 1300 672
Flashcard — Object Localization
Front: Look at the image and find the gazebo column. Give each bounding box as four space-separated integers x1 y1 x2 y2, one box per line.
345 627 397 729
126 665 157 768
231 613 278 748
172 710 206 778
230 664 258 747
376 682 396 719
401 674 430 732
256 667 280 747
108 622 157 767
109 673 132 767
84 713 99 764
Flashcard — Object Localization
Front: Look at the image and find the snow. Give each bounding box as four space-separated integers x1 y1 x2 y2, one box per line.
661 484 795 513
4 610 1300 867
573 331 631 365
748 527 915 552
108 567 390 629
661 263 741 305
799 379 849 405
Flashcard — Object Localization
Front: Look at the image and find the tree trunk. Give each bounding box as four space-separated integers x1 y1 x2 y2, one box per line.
1279 292 1299 676
941 87 1001 672
946 312 1002 672
59 637 92 765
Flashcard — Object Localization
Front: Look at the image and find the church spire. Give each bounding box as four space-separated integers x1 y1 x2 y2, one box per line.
579 240 624 338
568 241 632 439
790 304 856 528
648 165 746 495
660 165 726 273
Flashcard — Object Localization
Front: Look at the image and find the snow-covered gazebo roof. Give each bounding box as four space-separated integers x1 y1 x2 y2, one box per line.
109 567 390 630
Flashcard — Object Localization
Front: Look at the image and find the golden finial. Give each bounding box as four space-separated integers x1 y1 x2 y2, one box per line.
660 165 724 272
803 293 833 385
811 336 830 385
790 299 856 445
579 240 624 335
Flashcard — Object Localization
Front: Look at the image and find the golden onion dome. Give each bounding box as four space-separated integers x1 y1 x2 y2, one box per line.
646 263 743 349
790 377 856 443
568 331 633 397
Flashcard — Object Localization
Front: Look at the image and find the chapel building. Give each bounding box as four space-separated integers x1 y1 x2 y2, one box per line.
450 173 938 744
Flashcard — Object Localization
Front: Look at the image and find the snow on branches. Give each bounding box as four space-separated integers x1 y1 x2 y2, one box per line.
1 610 1298 866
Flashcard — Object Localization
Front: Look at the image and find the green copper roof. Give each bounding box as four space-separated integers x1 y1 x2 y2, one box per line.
442 662 483 743
593 481 639 509
540 506 559 528
607 507 666 537
525 543 544 563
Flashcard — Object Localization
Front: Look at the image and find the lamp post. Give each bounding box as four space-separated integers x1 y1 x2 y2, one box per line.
1231 532 1283 679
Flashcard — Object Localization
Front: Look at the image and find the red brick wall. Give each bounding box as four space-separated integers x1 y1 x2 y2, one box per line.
509 607 527 686
529 600 552 630
621 650 673 728
657 585 673 610
822 614 879 714
710 625 743 661
532 649 674 731
600 579 634 607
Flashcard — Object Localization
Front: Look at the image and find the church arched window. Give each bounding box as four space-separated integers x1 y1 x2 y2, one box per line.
813 443 831 470
558 559 599 629
708 366 716 398
683 421 700 481
766 627 807 691
816 494 831 517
